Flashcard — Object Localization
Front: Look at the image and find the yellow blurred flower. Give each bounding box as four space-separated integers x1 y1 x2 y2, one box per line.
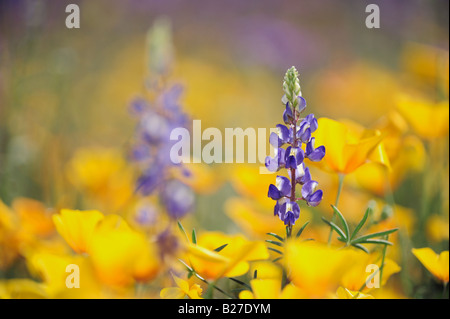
401 42 449 97
53 209 160 288
0 279 48 299
228 165 275 209
172 163 223 195
283 240 361 297
311 61 403 124
88 215 160 287
184 231 269 280
26 250 102 298
312 117 387 175
336 287 374 299
0 200 20 270
353 111 426 195
160 273 203 299
66 147 135 211
224 198 287 239
340 254 401 292
396 94 449 139
239 261 307 299
12 197 55 238
53 209 104 254
426 214 449 243
412 248 449 283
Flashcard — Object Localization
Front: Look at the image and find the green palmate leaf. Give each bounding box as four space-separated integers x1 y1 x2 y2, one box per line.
357 239 394 246
350 206 372 241
351 228 398 244
267 232 284 242
266 240 283 247
331 205 349 241
192 229 197 244
296 221 310 238
214 243 228 252
322 217 347 241
352 243 370 254
177 220 189 242
268 247 283 255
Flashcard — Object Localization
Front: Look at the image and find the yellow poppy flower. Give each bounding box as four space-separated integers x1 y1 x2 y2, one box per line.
66 147 134 211
224 198 288 239
12 197 55 238
172 163 223 195
0 279 48 299
239 261 306 299
284 240 371 297
52 209 104 254
184 231 269 280
0 200 20 270
352 111 426 196
336 287 374 299
228 165 275 209
426 214 449 243
340 255 401 292
88 215 160 287
312 117 386 175
26 250 102 298
396 94 449 139
160 273 203 299
412 248 449 283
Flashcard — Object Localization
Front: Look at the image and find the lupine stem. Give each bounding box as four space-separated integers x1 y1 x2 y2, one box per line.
288 105 298 237
327 173 345 245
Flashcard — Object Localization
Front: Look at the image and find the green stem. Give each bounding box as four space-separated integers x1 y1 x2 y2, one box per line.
328 174 345 245
443 282 448 299
379 235 388 284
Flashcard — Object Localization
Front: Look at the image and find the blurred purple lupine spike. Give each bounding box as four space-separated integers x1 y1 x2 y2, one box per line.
130 84 195 220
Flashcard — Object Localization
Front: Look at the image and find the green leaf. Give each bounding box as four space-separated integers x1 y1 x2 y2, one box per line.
350 206 371 241
336 237 347 243
352 243 369 254
322 217 347 240
296 221 310 238
177 220 189 242
254 270 258 279
192 229 197 244
267 232 284 242
266 240 283 247
229 277 251 290
351 228 398 244
331 205 349 241
213 243 228 252
357 239 393 246
268 247 283 255
178 259 193 272
272 257 282 263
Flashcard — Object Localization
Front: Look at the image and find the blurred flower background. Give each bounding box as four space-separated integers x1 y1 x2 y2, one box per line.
0 0 448 299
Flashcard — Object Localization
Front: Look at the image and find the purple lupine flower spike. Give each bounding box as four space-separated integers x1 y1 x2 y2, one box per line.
266 67 325 229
